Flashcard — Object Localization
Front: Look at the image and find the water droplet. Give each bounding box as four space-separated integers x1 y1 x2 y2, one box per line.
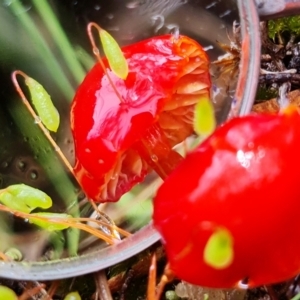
219 10 231 18
34 116 42 124
151 155 158 162
93 48 100 56
18 160 26 171
106 13 114 20
205 1 218 9
3 0 12 7
64 138 72 144
257 146 265 159
1 161 9 169
98 159 104 164
94 4 101 10
238 278 249 289
4 0 32 14
203 45 214 51
85 148 91 153
30 170 38 180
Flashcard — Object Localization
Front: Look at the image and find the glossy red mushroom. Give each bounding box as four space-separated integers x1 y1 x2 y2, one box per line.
153 105 300 288
71 34 211 202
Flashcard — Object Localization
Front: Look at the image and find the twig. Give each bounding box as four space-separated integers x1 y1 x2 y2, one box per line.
94 270 113 300
259 73 300 85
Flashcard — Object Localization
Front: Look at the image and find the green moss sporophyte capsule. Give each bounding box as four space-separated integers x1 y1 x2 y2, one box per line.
99 29 128 80
25 76 60 132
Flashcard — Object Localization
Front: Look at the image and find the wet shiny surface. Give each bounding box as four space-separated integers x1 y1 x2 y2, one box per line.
153 107 300 288
71 35 210 202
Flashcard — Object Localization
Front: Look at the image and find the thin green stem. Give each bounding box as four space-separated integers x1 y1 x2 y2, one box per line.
32 0 86 85
9 0 74 100
291 293 300 300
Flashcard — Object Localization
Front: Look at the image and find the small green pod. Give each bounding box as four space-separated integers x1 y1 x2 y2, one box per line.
25 77 60 132
0 184 52 213
64 291 82 300
29 212 71 231
203 227 234 270
100 29 128 80
0 286 18 300
193 96 216 138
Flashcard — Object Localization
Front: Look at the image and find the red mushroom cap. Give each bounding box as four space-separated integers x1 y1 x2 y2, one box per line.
71 34 210 202
153 106 300 288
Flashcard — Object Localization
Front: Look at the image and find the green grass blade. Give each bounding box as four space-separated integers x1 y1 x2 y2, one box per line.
32 0 86 85
9 0 74 100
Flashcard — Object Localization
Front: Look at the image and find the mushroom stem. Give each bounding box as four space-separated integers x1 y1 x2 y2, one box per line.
134 123 184 180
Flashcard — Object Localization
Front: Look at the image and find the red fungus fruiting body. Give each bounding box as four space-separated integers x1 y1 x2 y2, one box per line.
153 106 300 288
71 34 211 202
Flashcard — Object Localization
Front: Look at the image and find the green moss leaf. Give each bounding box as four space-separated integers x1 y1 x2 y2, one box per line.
268 19 285 40
286 16 300 36
203 227 234 269
268 16 300 41
100 29 128 80
0 184 52 213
